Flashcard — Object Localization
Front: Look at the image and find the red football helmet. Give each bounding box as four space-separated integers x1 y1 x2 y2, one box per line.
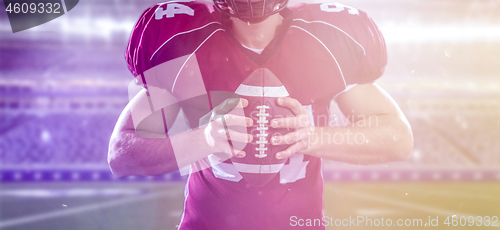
213 0 288 23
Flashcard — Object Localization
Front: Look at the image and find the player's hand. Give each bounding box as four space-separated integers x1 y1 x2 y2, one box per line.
270 97 313 159
204 98 253 158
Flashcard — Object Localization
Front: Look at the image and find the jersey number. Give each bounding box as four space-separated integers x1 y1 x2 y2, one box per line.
320 3 359 15
155 3 194 20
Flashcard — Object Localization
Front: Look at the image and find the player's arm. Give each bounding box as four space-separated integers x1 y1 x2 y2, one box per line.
270 83 413 164
108 89 251 177
108 89 206 177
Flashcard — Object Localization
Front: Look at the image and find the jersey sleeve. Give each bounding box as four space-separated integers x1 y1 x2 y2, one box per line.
290 3 387 86
125 6 156 80
124 1 220 88
124 1 220 129
348 11 387 85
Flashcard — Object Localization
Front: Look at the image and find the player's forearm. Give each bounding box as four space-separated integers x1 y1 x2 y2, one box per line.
304 115 413 164
108 127 215 177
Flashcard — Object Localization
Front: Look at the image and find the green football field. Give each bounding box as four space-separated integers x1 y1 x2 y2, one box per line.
1 181 499 229
324 182 500 229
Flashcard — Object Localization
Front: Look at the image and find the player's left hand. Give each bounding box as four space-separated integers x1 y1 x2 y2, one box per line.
270 97 313 159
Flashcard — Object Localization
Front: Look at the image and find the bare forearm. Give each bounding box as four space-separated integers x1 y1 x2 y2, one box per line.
304 115 413 164
108 127 216 177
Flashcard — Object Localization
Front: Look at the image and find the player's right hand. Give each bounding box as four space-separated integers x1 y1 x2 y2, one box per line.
203 98 253 158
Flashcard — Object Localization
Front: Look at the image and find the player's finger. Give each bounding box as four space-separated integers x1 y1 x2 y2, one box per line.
236 98 248 108
214 97 248 115
276 97 306 115
214 97 241 115
226 114 253 127
213 138 246 158
271 128 308 145
234 150 246 158
270 115 309 129
275 141 307 159
212 114 253 127
216 128 253 143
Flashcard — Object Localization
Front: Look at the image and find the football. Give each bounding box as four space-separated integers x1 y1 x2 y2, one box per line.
231 68 294 187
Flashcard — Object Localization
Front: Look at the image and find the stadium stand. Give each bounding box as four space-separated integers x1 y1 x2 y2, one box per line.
1 0 499 183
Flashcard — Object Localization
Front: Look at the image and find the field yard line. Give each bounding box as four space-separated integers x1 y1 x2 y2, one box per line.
0 190 176 229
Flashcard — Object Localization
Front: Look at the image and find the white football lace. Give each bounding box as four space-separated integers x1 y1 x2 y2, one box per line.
255 105 270 158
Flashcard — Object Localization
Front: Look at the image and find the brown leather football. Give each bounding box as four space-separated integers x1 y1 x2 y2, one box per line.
230 68 294 187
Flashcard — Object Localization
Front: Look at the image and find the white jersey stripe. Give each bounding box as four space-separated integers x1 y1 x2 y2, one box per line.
235 84 290 97
233 162 285 174
333 83 358 99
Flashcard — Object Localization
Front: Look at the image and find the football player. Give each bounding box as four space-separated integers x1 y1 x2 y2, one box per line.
108 0 413 228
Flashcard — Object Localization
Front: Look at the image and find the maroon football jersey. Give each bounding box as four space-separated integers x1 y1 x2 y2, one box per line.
125 1 387 229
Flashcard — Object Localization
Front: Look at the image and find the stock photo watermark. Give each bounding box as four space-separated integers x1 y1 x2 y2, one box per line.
290 215 499 227
3 0 79 32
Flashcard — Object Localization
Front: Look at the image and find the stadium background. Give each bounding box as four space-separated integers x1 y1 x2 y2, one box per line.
1 0 499 229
